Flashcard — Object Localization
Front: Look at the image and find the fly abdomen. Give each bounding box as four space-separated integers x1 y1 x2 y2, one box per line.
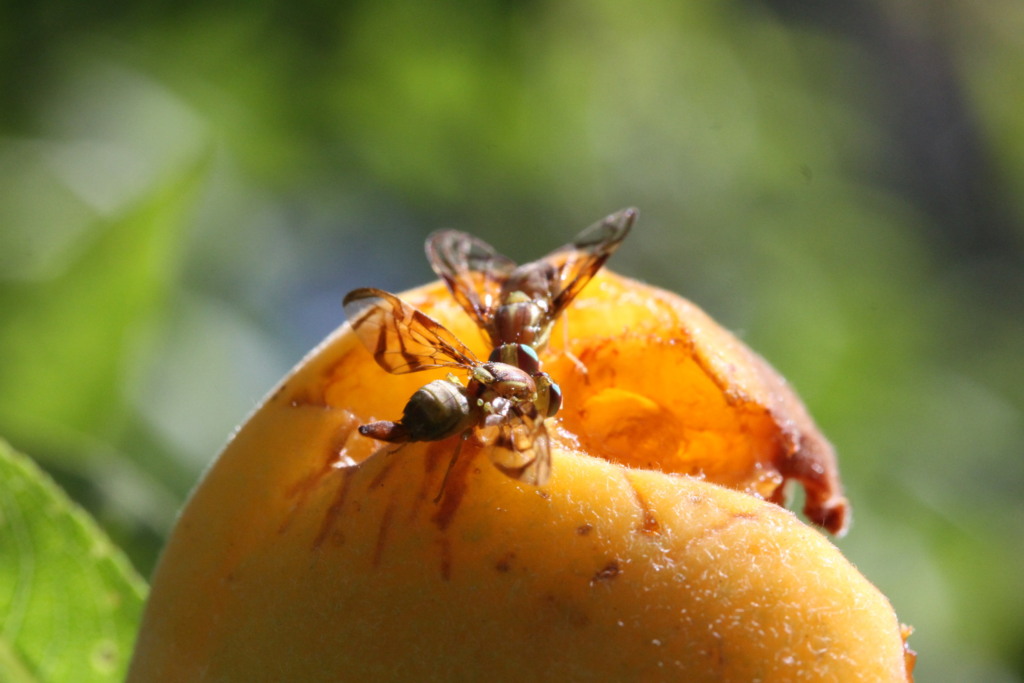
359 420 411 443
492 299 546 347
398 379 476 441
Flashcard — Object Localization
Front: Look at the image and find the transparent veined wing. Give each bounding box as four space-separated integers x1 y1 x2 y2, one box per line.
343 287 478 374
426 229 516 332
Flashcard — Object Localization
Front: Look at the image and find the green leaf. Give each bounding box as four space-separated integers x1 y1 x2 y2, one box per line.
0 137 211 466
0 439 147 682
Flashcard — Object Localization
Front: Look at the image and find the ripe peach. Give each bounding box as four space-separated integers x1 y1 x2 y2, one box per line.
129 272 913 681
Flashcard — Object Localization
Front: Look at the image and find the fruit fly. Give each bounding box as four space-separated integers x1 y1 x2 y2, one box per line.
425 208 636 353
343 287 562 491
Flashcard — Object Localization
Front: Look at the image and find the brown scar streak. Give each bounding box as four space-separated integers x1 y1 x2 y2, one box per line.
430 441 476 532
624 472 661 535
286 380 329 407
312 467 357 550
423 443 444 474
280 418 360 534
591 560 621 584
368 450 400 490
402 443 448 524
698 509 761 540
438 537 452 581
372 498 398 567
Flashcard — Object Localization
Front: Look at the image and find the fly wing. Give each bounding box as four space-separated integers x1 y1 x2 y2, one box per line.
543 207 636 318
343 287 477 374
483 404 552 487
426 230 517 331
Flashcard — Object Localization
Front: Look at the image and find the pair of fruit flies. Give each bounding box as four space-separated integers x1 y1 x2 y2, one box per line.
343 208 636 491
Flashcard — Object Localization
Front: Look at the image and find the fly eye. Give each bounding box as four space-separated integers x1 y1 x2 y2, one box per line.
515 345 541 375
487 344 544 376
545 381 562 417
488 343 542 375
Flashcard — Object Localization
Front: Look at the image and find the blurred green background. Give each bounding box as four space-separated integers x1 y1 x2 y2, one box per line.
1 1 1022 680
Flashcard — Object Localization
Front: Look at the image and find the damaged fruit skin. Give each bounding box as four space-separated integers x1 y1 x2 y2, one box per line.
128 272 913 681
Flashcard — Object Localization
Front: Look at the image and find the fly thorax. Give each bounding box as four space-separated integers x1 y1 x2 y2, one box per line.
493 298 548 347
480 362 536 401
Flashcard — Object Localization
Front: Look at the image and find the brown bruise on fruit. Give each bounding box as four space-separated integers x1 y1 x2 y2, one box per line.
428 440 478 531
275 407 363 538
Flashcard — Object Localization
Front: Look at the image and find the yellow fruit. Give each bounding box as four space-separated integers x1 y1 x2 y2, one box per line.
129 271 914 681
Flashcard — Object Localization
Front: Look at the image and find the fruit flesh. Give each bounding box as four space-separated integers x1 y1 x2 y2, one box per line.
128 271 912 681
546 275 848 533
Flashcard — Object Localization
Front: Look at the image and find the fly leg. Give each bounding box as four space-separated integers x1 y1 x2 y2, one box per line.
558 312 589 381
